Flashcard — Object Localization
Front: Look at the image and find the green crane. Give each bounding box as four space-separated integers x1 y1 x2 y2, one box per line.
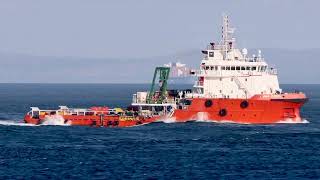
147 67 170 104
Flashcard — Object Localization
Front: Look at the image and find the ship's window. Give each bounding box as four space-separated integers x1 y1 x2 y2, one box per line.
252 66 257 71
181 99 192 105
245 78 248 81
185 99 192 105
220 78 222 81
206 66 210 70
210 66 214 70
222 66 226 70
241 66 245 70
209 52 214 57
226 66 230 70
246 66 250 70
219 90 222 93
215 66 218 70
231 66 235 70
231 78 233 81
85 112 94 116
236 66 240 70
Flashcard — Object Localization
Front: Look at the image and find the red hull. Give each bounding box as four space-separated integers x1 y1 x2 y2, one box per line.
24 93 307 126
172 93 307 124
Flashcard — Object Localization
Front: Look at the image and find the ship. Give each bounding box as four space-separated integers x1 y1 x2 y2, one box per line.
24 15 307 126
131 15 308 124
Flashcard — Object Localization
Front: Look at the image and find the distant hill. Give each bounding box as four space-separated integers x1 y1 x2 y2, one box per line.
0 49 319 84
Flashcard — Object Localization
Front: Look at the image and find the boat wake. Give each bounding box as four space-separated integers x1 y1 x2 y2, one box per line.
0 120 37 126
196 119 238 124
276 118 309 124
159 117 177 123
0 115 71 127
158 117 309 125
41 115 71 126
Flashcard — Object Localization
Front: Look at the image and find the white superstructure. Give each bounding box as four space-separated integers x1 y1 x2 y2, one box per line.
190 15 281 99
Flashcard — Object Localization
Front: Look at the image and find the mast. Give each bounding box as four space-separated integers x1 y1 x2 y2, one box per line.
221 15 235 60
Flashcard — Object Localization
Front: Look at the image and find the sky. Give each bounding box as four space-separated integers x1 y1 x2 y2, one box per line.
0 0 319 58
0 0 319 83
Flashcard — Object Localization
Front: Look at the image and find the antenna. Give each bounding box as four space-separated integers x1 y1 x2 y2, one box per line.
258 50 262 58
242 48 248 58
221 15 236 60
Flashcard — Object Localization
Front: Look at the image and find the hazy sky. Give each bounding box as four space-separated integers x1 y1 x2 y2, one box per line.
0 0 319 58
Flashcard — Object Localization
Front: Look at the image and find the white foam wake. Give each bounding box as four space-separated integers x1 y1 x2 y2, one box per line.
0 120 37 126
197 119 239 124
276 118 309 124
194 112 210 122
41 115 71 126
158 116 177 123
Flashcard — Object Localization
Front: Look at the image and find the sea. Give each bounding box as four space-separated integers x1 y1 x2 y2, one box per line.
0 84 319 179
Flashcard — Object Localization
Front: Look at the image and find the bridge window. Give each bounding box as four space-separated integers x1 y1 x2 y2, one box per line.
209 52 214 57
236 66 240 70
78 112 85 115
231 66 235 70
206 66 210 70
226 66 230 70
252 66 257 71
241 66 245 70
222 66 226 70
262 66 267 71
210 66 214 70
246 66 250 70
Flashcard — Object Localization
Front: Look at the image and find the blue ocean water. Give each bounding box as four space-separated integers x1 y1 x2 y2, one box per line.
0 84 319 179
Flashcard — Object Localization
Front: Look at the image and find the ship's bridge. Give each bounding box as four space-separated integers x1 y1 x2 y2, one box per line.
189 15 281 99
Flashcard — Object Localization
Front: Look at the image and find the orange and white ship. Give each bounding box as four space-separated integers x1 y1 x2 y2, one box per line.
132 15 308 124
24 15 307 126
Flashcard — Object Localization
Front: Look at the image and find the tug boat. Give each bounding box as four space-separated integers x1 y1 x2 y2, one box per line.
24 15 307 126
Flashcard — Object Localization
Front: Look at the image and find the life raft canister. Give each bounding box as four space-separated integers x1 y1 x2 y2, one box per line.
218 109 227 117
240 100 249 109
205 99 213 107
